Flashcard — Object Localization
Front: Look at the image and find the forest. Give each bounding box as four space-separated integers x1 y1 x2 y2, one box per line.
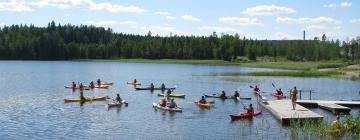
0 21 359 63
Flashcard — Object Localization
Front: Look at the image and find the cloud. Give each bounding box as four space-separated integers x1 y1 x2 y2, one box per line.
276 17 341 24
141 25 178 36
119 20 137 28
83 20 117 26
0 1 32 12
154 11 170 16
274 32 297 40
29 0 147 13
166 16 176 20
350 19 360 24
303 25 326 30
219 17 263 26
181 15 201 22
242 5 296 15
199 26 242 34
324 2 352 9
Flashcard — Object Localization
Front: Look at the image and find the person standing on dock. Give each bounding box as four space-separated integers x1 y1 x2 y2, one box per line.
290 86 298 110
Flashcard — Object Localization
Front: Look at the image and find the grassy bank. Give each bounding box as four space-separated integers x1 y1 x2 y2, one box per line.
79 58 239 65
220 71 342 77
240 61 348 70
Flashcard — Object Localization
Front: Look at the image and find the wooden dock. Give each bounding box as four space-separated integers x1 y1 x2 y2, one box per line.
260 100 323 124
297 100 360 107
318 103 351 114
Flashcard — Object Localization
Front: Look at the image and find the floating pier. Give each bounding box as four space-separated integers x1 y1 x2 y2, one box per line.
260 100 323 124
297 100 360 107
318 103 350 114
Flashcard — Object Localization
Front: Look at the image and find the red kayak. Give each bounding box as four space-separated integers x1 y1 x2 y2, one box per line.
271 92 286 99
229 111 262 121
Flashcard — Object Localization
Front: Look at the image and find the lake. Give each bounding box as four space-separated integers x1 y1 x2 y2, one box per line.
0 61 359 139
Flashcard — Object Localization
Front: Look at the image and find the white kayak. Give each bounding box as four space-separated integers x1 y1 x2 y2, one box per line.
107 100 128 108
152 103 182 112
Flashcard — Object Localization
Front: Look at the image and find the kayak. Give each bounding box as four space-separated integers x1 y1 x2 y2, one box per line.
152 103 182 112
135 87 176 90
230 111 262 121
64 96 109 103
157 93 185 98
194 100 212 108
99 82 113 85
204 94 251 100
271 92 286 99
107 100 128 108
127 82 141 85
64 86 90 90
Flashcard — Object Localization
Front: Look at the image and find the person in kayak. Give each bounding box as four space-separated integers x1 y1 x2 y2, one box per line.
233 91 240 98
168 98 178 108
159 98 167 107
115 94 122 103
166 89 172 96
79 83 84 91
276 88 284 96
246 104 254 116
220 90 226 98
89 81 95 88
150 83 155 90
199 96 207 104
72 81 76 88
161 83 166 90
133 79 137 83
254 85 260 92
97 79 101 86
290 86 298 110
79 91 86 101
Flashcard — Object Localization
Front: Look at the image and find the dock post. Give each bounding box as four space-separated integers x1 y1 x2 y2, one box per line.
310 90 312 100
299 90 302 100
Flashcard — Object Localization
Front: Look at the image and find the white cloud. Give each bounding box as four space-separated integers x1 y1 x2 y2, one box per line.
219 17 263 26
119 20 137 28
276 17 341 24
0 1 32 12
242 5 296 15
181 15 201 22
350 19 360 24
199 26 242 34
141 25 178 36
324 2 352 8
303 25 326 30
154 11 170 16
83 20 117 26
166 16 176 20
30 0 147 13
274 32 296 40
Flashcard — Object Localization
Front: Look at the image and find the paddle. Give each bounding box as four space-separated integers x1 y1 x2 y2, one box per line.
271 83 278 91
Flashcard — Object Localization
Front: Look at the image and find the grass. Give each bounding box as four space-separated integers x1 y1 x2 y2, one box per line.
240 61 348 71
221 71 343 77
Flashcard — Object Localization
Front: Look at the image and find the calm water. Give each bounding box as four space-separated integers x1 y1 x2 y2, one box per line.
0 61 359 139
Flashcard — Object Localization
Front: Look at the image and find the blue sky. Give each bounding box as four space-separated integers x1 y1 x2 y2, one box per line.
0 0 359 41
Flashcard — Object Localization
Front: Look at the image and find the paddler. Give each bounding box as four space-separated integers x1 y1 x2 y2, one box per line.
233 91 240 98
220 90 226 98
134 79 137 83
115 94 122 103
150 83 155 90
79 91 86 101
89 81 95 88
199 96 207 104
168 98 178 108
71 81 76 88
160 83 166 90
166 89 172 96
79 83 84 91
159 98 167 107
276 88 284 96
246 104 254 116
254 85 260 92
97 78 101 86
290 86 298 110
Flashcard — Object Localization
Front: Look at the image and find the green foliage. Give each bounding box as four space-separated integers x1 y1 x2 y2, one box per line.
0 21 359 61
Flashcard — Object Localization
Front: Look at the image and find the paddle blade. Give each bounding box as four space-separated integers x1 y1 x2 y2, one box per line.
249 86 253 88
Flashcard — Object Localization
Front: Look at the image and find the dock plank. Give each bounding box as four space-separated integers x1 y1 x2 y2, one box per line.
261 100 323 124
297 100 360 107
318 103 351 114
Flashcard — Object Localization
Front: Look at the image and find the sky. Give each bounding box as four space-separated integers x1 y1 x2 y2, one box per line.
0 0 359 41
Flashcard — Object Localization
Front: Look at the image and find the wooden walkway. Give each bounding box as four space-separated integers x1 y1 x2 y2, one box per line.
260 100 323 124
318 103 351 114
297 100 360 107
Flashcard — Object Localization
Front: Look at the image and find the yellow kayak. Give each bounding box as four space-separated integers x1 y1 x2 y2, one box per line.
64 96 109 102
127 82 141 85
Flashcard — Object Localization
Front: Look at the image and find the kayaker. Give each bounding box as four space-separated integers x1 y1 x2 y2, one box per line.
134 79 137 83
233 91 240 98
150 83 155 90
79 83 84 91
166 89 172 96
97 79 101 86
161 83 166 90
331 115 341 129
79 91 86 101
159 98 167 107
168 98 178 108
72 81 76 88
290 86 298 110
254 85 260 92
115 94 122 103
220 90 226 98
246 104 254 116
277 88 284 96
199 96 207 104
89 81 95 88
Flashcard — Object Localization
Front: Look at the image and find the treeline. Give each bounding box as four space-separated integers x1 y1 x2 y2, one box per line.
0 21 359 62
